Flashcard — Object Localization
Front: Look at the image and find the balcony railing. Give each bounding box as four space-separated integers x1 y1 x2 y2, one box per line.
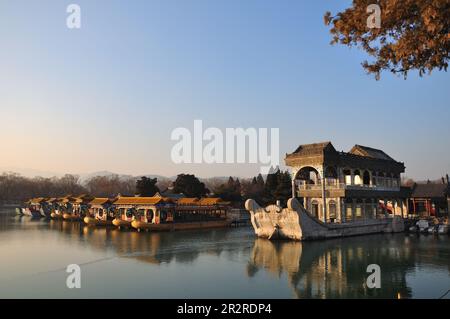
296 182 400 192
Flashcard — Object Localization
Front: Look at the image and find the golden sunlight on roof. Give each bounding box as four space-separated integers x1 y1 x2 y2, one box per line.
113 196 172 206
89 198 111 206
176 198 199 205
197 198 228 206
28 197 47 204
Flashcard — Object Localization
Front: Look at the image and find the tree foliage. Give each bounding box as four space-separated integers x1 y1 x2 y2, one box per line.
86 174 136 197
324 0 450 79
135 176 160 197
262 171 292 205
0 173 88 202
273 171 293 201
172 174 209 198
237 171 293 206
213 177 243 203
240 174 265 203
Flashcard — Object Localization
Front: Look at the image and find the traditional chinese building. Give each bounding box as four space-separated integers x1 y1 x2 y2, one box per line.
285 142 410 223
409 178 450 218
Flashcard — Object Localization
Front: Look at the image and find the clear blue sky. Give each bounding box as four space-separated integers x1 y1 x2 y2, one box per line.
0 0 449 180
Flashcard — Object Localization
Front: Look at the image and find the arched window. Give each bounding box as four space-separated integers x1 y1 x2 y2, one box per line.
146 209 154 223
295 166 321 186
126 208 134 219
363 171 371 185
343 169 352 185
354 170 362 185
372 172 378 186
137 209 145 221
108 207 115 218
160 210 168 222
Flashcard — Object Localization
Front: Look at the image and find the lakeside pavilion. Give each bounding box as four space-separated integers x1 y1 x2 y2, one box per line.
285 142 411 223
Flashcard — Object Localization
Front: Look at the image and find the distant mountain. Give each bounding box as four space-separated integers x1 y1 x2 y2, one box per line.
0 167 62 178
0 167 251 183
79 171 173 184
78 171 119 184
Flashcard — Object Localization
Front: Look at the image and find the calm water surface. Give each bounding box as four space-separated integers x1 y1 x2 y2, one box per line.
0 208 449 299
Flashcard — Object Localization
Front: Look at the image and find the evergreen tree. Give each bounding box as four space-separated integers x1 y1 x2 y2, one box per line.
263 171 279 204
234 178 241 195
172 174 208 198
136 176 160 196
214 176 242 203
227 177 235 188
274 171 292 204
256 174 265 188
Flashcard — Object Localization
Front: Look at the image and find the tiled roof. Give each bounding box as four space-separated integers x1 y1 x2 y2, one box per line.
29 197 47 204
411 183 449 198
176 198 199 205
58 195 77 203
113 196 171 205
349 145 394 161
197 198 228 206
160 192 186 200
176 197 229 206
292 142 335 155
73 196 94 204
89 198 111 206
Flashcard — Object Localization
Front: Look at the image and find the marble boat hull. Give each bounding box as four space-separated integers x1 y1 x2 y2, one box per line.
245 198 404 241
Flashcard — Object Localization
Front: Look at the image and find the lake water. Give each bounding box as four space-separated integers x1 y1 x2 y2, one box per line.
0 208 449 299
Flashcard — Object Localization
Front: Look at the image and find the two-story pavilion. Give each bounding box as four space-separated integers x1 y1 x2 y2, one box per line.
285 142 410 223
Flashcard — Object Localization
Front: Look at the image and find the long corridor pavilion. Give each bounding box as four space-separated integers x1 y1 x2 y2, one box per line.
285 142 410 223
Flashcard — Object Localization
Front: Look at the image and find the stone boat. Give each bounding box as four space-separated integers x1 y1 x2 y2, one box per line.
245 198 404 241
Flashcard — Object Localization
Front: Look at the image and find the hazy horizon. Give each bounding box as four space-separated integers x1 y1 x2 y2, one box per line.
0 165 447 183
1 1 449 180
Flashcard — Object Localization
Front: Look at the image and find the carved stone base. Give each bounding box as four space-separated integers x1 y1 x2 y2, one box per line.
245 198 404 241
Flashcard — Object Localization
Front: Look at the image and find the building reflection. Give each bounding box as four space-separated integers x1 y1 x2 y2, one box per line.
247 236 420 299
45 219 235 265
0 214 49 231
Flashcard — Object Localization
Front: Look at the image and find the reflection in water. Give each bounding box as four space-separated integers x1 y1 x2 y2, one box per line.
248 235 450 299
0 209 449 299
45 217 244 265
